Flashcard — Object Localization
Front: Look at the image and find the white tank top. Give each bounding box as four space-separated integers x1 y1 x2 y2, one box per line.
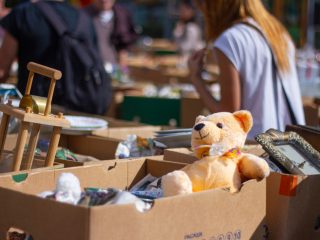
214 19 305 139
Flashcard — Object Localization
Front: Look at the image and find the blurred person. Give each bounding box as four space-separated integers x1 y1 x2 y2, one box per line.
0 0 111 114
0 0 9 18
173 0 204 65
83 0 138 69
0 0 10 44
189 0 305 139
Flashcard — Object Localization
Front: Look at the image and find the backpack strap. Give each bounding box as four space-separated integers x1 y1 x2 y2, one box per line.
35 1 68 36
36 2 95 68
236 20 298 127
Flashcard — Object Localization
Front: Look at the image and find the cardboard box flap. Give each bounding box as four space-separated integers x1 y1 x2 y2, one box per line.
60 135 120 160
146 159 186 177
163 148 197 164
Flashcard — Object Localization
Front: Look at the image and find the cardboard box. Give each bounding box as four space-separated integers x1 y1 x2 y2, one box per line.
92 125 161 140
2 133 106 166
0 150 64 175
266 172 320 240
59 121 162 160
5 124 162 162
163 147 320 239
0 158 266 240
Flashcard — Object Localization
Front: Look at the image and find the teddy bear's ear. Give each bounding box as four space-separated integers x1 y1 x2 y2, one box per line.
233 110 253 133
195 115 206 124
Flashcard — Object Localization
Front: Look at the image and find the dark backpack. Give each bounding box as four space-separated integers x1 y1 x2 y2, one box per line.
36 1 112 115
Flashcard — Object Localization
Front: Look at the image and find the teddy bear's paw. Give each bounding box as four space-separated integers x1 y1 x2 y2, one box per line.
255 162 271 180
162 170 192 197
239 154 271 180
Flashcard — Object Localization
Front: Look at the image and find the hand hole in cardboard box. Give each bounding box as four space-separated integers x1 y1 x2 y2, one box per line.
107 162 117 171
7 227 32 240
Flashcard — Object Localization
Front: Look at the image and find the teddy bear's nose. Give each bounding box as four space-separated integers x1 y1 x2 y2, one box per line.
194 123 205 131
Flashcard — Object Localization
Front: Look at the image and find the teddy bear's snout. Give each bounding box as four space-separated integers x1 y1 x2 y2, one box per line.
194 123 205 131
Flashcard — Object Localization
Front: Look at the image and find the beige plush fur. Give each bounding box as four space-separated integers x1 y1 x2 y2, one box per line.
162 110 270 196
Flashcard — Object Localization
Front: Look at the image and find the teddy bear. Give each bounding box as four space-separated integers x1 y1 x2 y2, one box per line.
162 110 270 196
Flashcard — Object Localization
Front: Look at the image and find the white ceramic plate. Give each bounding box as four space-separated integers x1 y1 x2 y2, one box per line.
62 116 108 135
154 131 192 138
64 116 108 129
155 128 192 135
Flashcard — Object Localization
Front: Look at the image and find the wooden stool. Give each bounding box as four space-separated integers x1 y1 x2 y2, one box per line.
0 62 70 171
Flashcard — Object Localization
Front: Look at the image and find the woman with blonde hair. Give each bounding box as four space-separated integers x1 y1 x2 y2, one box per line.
189 0 305 139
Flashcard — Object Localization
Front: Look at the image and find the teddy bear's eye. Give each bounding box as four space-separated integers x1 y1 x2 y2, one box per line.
216 123 223 129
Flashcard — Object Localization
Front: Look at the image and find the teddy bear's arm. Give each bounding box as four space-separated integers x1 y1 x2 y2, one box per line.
238 154 270 180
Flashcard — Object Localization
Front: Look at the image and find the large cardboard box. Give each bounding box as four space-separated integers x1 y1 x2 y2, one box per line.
163 147 320 239
0 158 266 240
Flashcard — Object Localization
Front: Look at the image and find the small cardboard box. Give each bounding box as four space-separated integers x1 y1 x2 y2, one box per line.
59 121 161 160
0 158 266 240
266 172 320 240
60 126 161 160
91 125 161 140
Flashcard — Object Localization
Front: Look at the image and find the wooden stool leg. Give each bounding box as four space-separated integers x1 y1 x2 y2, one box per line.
45 127 61 167
0 113 10 158
12 122 30 172
22 123 41 170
